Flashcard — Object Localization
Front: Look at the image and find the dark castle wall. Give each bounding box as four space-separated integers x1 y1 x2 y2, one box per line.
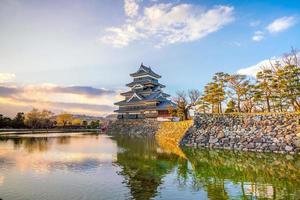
106 119 160 137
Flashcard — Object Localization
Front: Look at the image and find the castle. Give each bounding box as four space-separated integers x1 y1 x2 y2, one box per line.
114 64 176 119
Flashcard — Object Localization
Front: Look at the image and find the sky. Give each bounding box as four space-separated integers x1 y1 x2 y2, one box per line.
0 0 300 117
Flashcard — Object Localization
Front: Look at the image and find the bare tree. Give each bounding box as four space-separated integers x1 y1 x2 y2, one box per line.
174 91 189 120
188 89 201 106
282 47 299 66
173 89 201 120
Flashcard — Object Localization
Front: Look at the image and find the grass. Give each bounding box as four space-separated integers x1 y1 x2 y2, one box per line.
155 120 193 158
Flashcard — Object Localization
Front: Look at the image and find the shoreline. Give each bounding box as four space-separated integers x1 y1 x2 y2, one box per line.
0 128 102 135
106 112 300 155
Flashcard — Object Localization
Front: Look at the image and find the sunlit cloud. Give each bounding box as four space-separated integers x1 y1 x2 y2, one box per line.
267 16 296 33
237 52 300 77
102 1 234 48
0 83 123 117
125 0 140 18
0 73 15 83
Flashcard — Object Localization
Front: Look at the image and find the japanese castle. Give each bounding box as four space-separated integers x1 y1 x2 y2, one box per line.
115 64 175 119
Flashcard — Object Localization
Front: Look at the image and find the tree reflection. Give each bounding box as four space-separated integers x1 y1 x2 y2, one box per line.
113 135 184 200
112 134 300 200
183 148 300 199
0 137 51 153
56 136 71 145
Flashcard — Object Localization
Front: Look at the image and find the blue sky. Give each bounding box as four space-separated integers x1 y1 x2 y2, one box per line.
0 0 299 116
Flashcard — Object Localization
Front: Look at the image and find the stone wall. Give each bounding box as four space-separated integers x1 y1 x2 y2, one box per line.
181 113 300 154
106 119 160 137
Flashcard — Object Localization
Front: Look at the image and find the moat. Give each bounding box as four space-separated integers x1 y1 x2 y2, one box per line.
0 132 299 200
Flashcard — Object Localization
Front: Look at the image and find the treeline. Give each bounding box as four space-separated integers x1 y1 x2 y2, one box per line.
169 48 300 120
0 108 102 129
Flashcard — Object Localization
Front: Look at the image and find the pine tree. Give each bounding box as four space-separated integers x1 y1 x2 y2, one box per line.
227 74 250 113
283 64 300 111
225 99 236 113
212 72 229 113
255 69 274 112
203 82 225 113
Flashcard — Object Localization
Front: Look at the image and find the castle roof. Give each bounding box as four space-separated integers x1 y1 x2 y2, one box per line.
130 64 161 78
115 90 171 104
126 80 165 88
120 90 170 97
114 100 176 113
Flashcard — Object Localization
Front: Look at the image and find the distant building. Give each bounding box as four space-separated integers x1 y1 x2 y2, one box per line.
114 63 176 119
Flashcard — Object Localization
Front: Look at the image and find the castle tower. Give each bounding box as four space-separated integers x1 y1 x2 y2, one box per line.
114 64 175 119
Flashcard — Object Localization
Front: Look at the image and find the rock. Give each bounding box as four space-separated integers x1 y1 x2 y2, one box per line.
293 140 300 148
209 138 218 144
253 137 262 143
221 138 229 144
217 131 225 139
269 145 277 151
247 143 255 149
285 145 294 152
186 113 300 154
273 138 279 143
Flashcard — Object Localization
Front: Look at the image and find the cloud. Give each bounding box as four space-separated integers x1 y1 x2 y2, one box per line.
50 86 115 96
0 86 21 96
0 83 122 117
250 20 261 27
250 16 297 42
267 16 296 33
237 58 275 77
252 31 264 42
124 0 139 18
102 1 234 48
228 41 241 47
237 53 300 77
0 73 15 83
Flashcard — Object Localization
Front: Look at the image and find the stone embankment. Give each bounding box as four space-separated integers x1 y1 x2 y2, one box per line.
181 113 300 154
156 121 193 158
106 119 160 137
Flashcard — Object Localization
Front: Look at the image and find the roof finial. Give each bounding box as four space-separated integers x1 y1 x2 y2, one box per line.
141 62 144 67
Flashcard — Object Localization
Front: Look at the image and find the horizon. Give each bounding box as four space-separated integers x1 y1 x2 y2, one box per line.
1 0 300 117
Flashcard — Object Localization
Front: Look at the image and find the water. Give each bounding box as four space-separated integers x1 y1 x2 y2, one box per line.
0 133 299 200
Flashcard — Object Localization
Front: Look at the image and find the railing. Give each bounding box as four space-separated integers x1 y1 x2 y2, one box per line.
133 77 158 83
118 106 157 111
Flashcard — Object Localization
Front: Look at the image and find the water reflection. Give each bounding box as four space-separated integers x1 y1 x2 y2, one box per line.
0 134 117 174
0 175 4 186
113 135 300 200
0 133 299 200
183 148 300 199
113 135 187 200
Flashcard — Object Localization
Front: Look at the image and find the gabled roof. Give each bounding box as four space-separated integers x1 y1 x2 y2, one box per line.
130 63 161 78
143 91 169 100
156 100 177 110
126 93 143 102
120 89 169 97
126 80 165 88
115 91 171 106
